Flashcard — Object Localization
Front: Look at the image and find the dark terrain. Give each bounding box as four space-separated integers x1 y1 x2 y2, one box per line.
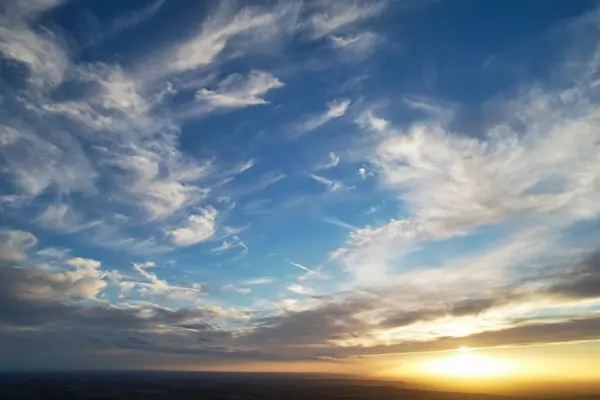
1 371 599 400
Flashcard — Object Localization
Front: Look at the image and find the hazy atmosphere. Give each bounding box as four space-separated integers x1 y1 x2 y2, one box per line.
1 0 600 395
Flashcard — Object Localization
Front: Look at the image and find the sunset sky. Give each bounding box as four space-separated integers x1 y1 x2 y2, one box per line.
1 0 600 388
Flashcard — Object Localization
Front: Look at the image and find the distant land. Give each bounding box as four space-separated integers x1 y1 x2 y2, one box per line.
1 371 598 399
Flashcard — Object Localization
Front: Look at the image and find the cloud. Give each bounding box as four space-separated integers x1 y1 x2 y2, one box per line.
308 173 344 191
226 171 286 198
211 241 231 253
195 70 284 110
83 0 166 47
168 207 218 246
211 236 248 258
320 216 357 231
545 251 600 299
0 1 68 87
36 247 71 259
299 99 350 133
0 229 37 265
308 1 386 39
287 260 324 281
130 261 205 301
289 261 314 274
110 147 211 220
355 110 388 131
169 6 282 73
243 277 276 285
286 284 312 295
351 316 600 357
330 31 380 56
240 299 373 347
2 0 600 369
37 203 100 233
403 96 454 122
132 261 167 290
241 198 272 214
357 166 372 180
222 284 251 295
316 152 340 170
2 254 107 300
374 119 595 234
0 126 97 199
67 257 102 270
334 65 600 285
233 158 256 174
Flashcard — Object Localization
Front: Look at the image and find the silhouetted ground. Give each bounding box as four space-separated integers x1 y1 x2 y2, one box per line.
0 371 598 400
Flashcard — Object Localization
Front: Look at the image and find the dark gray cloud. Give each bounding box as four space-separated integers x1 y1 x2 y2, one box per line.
379 297 500 329
0 264 324 368
240 298 377 347
547 251 600 299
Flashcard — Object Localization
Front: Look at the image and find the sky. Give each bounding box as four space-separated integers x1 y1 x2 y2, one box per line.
1 0 600 384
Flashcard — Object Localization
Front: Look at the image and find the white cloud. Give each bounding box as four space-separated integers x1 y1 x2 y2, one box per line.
300 99 350 133
321 216 357 231
60 257 107 299
356 110 388 131
316 152 340 170
308 1 386 38
67 257 101 270
228 172 286 198
330 31 380 56
0 8 68 87
130 261 204 301
287 260 325 282
0 229 37 264
336 69 600 286
0 126 97 198
36 247 71 259
308 173 344 191
375 122 590 233
222 284 251 294
211 236 247 256
243 277 276 285
234 158 256 174
212 241 231 252
357 166 373 180
170 7 279 73
286 283 312 295
289 260 314 274
168 207 218 246
37 203 101 233
111 147 211 219
403 96 454 122
132 261 166 289
195 70 283 109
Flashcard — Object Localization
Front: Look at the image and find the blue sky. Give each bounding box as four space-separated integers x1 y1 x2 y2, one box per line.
2 0 600 372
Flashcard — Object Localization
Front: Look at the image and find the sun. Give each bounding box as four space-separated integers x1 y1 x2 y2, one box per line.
421 348 514 378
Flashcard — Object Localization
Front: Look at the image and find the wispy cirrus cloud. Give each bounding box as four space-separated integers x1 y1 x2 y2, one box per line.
168 207 218 247
308 1 386 39
308 173 344 191
168 5 289 73
194 70 284 110
330 31 380 57
298 99 350 133
315 152 340 170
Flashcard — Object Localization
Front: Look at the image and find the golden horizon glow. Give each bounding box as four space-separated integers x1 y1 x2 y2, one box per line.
419 349 514 378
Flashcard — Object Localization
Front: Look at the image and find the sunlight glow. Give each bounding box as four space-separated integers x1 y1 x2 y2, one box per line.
421 352 514 377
